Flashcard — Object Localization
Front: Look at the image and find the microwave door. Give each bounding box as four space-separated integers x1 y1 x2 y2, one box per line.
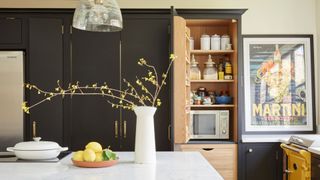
193 113 219 139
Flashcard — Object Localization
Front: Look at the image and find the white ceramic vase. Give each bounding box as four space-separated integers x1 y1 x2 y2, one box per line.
133 106 157 164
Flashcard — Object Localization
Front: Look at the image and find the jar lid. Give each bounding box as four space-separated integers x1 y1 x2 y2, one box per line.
221 34 230 38
201 34 210 38
205 55 215 66
211 34 220 38
13 137 61 151
190 54 199 66
198 87 206 91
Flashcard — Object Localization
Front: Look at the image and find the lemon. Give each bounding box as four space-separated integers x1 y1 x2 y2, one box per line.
85 142 102 153
95 151 104 162
83 149 96 162
72 150 84 161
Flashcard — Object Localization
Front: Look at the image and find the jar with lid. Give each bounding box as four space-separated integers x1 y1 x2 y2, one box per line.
190 54 201 80
211 34 220 50
208 91 216 104
189 37 194 50
218 61 224 80
200 34 210 50
203 55 218 80
221 34 230 50
224 57 233 80
197 87 207 99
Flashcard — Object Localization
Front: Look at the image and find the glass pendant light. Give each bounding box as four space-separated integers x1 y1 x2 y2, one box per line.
72 0 123 32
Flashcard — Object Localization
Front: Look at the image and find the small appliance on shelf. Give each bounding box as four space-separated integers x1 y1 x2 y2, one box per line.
189 110 229 139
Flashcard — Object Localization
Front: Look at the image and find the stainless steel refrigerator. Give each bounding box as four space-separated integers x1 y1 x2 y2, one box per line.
0 51 24 151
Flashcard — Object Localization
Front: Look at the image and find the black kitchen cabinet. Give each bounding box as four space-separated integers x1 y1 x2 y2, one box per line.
238 143 283 180
70 28 121 150
120 14 171 151
28 17 66 144
0 16 25 49
312 154 320 180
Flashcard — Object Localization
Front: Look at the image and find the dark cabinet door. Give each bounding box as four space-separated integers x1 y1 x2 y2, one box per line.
28 17 64 144
312 155 320 180
70 29 121 151
239 143 283 180
120 15 171 151
0 16 26 49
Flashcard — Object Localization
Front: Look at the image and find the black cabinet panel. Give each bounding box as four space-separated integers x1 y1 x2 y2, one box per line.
0 17 22 44
239 143 283 180
28 18 64 144
121 16 171 151
71 29 120 150
312 155 320 180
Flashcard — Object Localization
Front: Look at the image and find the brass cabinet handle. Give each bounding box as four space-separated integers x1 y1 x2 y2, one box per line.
32 121 36 138
115 121 118 138
168 124 171 141
124 120 127 138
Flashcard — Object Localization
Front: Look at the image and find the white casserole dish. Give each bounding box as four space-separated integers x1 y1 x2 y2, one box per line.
6 137 68 160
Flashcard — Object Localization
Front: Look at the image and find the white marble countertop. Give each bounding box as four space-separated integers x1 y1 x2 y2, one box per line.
0 152 223 180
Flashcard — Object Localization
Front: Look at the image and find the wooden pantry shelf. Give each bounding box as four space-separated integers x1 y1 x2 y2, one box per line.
190 50 234 55
190 80 234 83
190 104 235 108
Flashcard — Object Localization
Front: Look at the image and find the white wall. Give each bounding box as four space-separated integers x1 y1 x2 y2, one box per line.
1 0 319 124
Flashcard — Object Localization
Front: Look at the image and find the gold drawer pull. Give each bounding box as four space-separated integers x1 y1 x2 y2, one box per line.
115 121 118 138
202 148 214 151
32 121 36 138
124 120 127 138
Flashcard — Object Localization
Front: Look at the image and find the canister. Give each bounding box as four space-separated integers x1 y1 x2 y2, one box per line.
200 34 210 50
210 34 220 51
190 37 194 50
221 35 230 50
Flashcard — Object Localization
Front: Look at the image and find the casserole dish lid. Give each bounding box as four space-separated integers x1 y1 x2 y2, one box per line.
13 137 61 151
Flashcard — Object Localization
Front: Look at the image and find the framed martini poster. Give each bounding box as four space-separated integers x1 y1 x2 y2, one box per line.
243 35 316 133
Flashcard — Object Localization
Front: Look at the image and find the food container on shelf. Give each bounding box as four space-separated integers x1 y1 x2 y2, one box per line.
210 34 221 50
221 35 230 50
190 54 201 80
215 95 232 104
190 37 194 50
6 137 68 160
200 34 210 50
203 55 217 80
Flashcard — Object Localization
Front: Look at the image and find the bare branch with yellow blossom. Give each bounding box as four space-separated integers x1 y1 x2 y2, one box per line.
22 55 176 113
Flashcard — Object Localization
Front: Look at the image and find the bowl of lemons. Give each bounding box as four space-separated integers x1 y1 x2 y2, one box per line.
72 142 118 168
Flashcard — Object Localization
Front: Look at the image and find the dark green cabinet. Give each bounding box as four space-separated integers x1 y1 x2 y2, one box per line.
2 9 172 152
312 154 320 180
70 28 121 150
238 143 283 180
28 17 65 144
120 15 171 151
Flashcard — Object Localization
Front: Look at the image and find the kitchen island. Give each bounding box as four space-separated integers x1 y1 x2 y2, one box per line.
0 152 223 180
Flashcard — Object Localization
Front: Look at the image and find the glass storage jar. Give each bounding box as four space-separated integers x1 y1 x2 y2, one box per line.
190 54 201 80
203 55 217 80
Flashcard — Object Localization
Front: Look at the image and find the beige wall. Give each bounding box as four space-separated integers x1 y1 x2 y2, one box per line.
1 0 319 125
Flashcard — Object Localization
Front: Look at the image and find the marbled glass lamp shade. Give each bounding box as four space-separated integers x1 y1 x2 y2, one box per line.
73 0 123 32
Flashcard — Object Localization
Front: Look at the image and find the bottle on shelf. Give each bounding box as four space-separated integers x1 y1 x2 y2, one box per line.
190 54 201 80
218 61 224 80
224 57 233 80
203 55 218 80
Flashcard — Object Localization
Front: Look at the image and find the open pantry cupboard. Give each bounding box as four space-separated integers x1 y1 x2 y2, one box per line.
172 9 246 180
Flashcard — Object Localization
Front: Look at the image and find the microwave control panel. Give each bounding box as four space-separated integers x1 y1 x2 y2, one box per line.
219 111 229 138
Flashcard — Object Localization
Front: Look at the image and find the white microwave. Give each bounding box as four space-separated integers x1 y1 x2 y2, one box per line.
189 110 229 139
